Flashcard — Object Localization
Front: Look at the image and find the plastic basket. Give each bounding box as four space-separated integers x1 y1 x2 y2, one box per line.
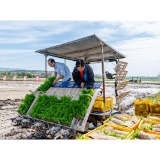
134 99 151 111
103 114 140 130
149 102 160 113
126 130 160 140
147 113 160 122
135 110 149 117
91 97 113 112
138 120 160 136
83 124 134 140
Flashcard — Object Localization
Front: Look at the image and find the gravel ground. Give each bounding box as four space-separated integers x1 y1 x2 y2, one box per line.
0 81 160 140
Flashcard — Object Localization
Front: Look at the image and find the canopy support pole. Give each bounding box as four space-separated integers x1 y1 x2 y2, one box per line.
100 41 106 119
45 54 48 80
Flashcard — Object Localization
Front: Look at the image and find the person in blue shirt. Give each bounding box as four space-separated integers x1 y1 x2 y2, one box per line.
48 58 72 85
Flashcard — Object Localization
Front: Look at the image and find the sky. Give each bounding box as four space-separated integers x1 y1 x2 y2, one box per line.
0 20 160 76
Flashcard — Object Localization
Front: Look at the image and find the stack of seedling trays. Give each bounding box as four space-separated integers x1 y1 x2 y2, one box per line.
83 114 139 140
127 113 160 140
134 99 151 117
83 123 134 140
83 114 160 140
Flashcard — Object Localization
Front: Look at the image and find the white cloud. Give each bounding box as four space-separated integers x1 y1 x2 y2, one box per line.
0 49 35 54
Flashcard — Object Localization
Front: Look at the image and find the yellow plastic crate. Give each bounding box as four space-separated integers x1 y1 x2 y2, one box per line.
147 113 160 122
138 120 160 136
134 99 151 111
91 97 113 112
83 124 134 140
126 130 160 140
135 110 149 117
149 102 160 113
103 114 140 130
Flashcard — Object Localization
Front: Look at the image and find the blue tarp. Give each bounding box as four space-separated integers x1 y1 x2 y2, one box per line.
52 81 102 89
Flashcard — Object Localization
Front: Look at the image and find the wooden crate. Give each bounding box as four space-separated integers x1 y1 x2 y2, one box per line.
116 91 131 101
114 61 128 73
116 81 129 91
115 71 128 82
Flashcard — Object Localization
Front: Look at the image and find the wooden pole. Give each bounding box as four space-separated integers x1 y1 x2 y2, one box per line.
45 55 48 81
100 41 106 119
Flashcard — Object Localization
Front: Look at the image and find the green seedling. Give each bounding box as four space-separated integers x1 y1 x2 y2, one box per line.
117 124 129 128
29 89 93 125
17 93 35 115
137 115 144 120
122 133 130 140
106 115 115 123
37 76 56 91
103 129 109 135
123 119 128 122
130 113 134 116
130 129 140 140
142 125 153 131
109 132 122 139
76 134 87 140
102 124 130 140
141 121 154 131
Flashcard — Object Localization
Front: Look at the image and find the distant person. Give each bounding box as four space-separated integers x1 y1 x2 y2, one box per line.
48 58 72 85
72 59 95 89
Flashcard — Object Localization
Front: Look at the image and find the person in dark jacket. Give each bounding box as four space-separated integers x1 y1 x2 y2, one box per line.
72 59 95 89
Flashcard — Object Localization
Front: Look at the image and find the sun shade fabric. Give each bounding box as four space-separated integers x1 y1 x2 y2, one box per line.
35 35 125 63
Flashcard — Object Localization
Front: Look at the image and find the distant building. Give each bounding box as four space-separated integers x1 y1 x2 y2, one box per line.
33 74 39 77
11 72 17 75
47 72 52 77
39 73 46 78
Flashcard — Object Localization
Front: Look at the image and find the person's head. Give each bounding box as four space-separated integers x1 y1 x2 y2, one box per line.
76 59 85 72
48 58 55 67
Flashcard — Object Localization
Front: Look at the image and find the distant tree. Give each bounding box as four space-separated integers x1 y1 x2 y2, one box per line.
8 71 11 76
21 72 27 77
18 72 23 77
27 72 33 78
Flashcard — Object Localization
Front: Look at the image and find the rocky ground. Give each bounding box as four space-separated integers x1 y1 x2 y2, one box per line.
0 81 160 140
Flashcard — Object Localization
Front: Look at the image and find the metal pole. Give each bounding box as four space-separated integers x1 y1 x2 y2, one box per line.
115 60 118 97
45 55 48 81
64 59 66 65
100 41 106 119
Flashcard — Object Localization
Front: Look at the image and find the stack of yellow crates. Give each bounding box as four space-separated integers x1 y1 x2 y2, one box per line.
134 99 151 116
91 97 113 112
149 101 160 114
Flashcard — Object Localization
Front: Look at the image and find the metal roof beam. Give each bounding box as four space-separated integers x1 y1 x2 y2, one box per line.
76 50 115 59
41 52 78 61
60 45 108 56
85 52 118 61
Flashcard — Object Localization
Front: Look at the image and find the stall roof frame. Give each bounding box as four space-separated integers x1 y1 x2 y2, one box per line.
35 34 125 63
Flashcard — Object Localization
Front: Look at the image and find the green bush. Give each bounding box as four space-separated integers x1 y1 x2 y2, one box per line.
29 89 93 125
17 93 35 115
